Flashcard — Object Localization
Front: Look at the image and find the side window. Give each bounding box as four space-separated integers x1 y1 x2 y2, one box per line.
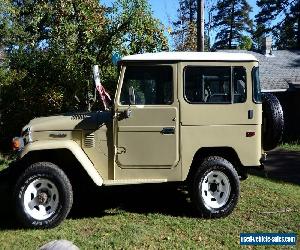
233 67 247 103
184 66 247 104
120 66 173 105
252 67 262 103
185 67 231 103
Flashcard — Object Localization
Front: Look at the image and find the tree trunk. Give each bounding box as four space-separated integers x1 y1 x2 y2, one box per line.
229 0 235 49
189 0 193 22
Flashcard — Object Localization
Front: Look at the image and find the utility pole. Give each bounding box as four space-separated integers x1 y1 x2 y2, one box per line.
197 0 205 51
297 1 300 49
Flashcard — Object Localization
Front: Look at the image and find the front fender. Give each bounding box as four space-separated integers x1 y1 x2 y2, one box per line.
20 140 103 186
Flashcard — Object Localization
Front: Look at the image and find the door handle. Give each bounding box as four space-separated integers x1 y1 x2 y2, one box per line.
161 127 175 134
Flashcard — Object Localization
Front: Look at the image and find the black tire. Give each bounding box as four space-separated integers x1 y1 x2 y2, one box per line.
262 93 284 151
190 156 240 218
14 162 73 229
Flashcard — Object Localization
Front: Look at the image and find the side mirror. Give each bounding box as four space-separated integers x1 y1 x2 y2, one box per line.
129 86 136 105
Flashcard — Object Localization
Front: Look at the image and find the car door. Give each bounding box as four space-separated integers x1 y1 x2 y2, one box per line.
115 64 179 170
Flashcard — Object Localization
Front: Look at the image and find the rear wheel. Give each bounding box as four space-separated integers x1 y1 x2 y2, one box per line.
14 162 73 228
190 156 240 218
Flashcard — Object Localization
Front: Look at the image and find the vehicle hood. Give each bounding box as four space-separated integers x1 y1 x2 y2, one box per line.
26 111 112 132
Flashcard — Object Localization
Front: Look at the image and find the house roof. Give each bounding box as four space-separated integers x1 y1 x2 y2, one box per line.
122 52 258 62
219 49 300 91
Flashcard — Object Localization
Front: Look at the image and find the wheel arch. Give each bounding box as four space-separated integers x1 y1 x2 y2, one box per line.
17 140 103 186
185 147 246 182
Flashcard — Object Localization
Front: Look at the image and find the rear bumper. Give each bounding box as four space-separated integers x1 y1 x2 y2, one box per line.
260 152 267 163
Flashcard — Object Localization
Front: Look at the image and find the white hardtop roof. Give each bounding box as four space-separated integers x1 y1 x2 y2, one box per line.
122 52 258 62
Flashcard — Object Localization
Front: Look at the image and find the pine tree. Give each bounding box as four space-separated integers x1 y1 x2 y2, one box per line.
212 0 253 49
172 0 198 51
171 0 214 51
255 0 300 49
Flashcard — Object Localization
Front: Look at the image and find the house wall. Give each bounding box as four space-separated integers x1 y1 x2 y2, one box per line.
272 91 300 142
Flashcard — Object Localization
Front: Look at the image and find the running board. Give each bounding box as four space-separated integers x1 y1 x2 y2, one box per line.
103 179 168 186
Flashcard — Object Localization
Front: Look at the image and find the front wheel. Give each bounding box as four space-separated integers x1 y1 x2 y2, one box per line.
190 156 240 218
14 162 73 228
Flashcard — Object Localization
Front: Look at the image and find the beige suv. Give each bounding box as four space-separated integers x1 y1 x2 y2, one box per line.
10 52 282 228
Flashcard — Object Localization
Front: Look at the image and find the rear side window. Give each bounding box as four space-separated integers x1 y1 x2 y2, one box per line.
120 66 173 105
184 66 246 104
252 67 262 103
233 67 247 103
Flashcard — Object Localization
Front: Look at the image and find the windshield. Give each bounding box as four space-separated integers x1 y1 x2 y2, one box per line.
252 67 262 103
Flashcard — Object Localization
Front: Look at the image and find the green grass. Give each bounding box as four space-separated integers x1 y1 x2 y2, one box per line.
0 175 299 250
0 154 11 171
279 141 300 152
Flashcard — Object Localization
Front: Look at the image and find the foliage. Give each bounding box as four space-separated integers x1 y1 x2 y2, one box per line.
211 0 253 49
0 153 11 171
238 35 253 50
171 0 198 51
0 0 168 150
280 141 300 151
107 0 168 55
171 0 213 51
254 0 300 49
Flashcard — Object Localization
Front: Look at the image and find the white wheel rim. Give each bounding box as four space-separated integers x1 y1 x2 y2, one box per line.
23 178 60 221
200 170 231 210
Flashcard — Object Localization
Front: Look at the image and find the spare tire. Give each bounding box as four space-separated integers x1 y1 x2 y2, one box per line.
262 93 284 151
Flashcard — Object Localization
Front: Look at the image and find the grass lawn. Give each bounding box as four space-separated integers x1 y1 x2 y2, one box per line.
0 167 299 249
279 142 300 152
0 155 10 172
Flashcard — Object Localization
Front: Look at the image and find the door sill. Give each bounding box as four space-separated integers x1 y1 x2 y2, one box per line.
103 179 168 186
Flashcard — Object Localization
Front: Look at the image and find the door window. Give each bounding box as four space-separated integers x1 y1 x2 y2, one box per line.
120 66 173 105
